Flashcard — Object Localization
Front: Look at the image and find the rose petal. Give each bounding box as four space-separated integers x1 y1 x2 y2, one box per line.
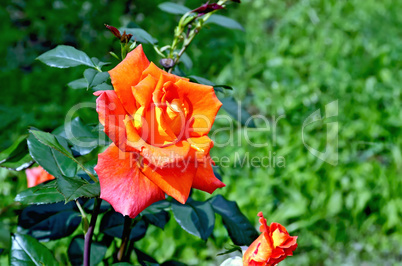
124 115 191 167
95 90 132 151
141 62 188 84
175 79 222 138
109 45 150 115
192 159 225 194
141 161 196 204
95 144 165 218
25 166 55 188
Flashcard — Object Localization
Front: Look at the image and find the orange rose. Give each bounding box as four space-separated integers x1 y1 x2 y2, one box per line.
243 212 298 266
94 45 224 218
25 166 55 188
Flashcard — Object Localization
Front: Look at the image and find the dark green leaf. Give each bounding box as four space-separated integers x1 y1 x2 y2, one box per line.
18 202 81 241
15 180 65 205
171 199 215 240
10 234 57 265
209 195 259 246
120 28 158 44
68 235 107 266
100 211 148 241
141 201 171 229
92 83 113 91
134 248 159 266
56 176 100 202
27 133 77 178
220 97 256 127
67 78 87 89
36 45 95 68
206 14 244 31
158 2 191 15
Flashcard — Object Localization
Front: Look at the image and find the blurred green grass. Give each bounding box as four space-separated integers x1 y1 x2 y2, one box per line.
1 0 402 265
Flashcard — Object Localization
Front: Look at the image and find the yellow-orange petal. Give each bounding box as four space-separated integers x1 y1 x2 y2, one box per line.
175 79 222 138
124 115 191 168
141 161 196 204
94 144 165 218
132 74 157 108
109 45 150 115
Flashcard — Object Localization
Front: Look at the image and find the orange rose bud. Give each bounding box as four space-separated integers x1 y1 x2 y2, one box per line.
94 45 225 218
243 212 298 266
25 166 55 188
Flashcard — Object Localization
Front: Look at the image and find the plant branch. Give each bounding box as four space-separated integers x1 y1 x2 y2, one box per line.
84 197 102 266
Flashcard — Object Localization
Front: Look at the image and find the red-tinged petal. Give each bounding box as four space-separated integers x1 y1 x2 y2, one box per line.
175 79 222 137
141 162 196 204
25 166 55 188
95 90 132 151
243 234 274 265
124 116 191 167
258 212 270 235
141 62 188 84
109 45 150 115
95 144 165 218
192 159 225 194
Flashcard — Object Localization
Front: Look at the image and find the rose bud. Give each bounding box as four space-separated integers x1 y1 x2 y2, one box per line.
192 2 224 16
105 24 132 43
243 212 298 266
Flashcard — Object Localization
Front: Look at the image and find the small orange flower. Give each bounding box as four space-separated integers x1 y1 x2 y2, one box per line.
94 45 224 218
25 166 55 188
243 212 298 266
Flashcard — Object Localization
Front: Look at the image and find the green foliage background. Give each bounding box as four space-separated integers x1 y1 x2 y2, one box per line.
1 0 401 265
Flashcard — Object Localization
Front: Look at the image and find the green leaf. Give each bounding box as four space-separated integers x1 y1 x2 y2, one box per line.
180 52 193 69
91 57 110 69
209 195 259 246
120 28 158 44
84 69 110 89
206 14 244 31
63 117 98 156
15 180 65 205
27 133 77 178
189 75 215 86
67 78 87 90
141 201 171 229
29 129 75 161
0 135 27 163
10 233 57 265
0 135 33 171
56 176 100 202
36 45 95 68
220 96 256 127
92 83 113 91
68 235 107 266
18 202 81 241
158 2 191 15
171 199 215 240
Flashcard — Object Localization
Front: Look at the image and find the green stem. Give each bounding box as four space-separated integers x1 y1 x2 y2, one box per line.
117 216 132 262
75 200 89 234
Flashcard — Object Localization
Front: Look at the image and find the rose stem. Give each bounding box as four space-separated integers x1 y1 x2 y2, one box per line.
117 215 132 261
83 197 102 266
